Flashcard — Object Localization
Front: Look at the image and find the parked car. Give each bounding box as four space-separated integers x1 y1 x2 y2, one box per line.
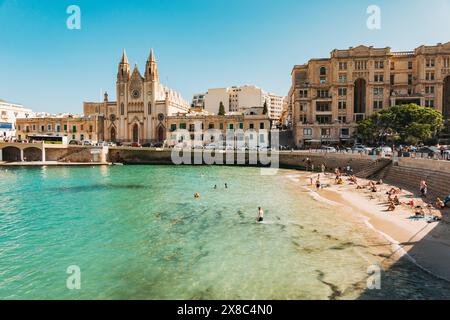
82 140 92 146
141 142 152 148
131 142 141 148
107 142 117 147
321 146 337 153
69 140 81 145
352 144 371 153
373 146 393 156
152 142 164 148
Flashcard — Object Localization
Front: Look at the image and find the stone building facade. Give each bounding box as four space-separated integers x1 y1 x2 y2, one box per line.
288 42 450 147
15 114 104 143
166 114 271 147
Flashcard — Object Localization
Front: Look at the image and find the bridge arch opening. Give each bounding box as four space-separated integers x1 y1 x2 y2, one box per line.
2 146 21 162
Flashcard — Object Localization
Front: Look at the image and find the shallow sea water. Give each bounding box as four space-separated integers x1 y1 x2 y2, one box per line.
0 165 449 299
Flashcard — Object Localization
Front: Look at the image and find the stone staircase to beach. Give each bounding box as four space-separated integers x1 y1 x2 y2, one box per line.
373 164 450 201
354 158 392 179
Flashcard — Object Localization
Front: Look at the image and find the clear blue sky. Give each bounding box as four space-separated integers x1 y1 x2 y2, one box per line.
1 0 450 113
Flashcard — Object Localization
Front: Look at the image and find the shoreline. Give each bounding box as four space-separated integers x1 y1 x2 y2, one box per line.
301 171 450 282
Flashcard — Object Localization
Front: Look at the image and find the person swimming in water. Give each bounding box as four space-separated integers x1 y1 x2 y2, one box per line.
214 185 217 189
257 207 264 222
194 192 200 198
225 183 228 189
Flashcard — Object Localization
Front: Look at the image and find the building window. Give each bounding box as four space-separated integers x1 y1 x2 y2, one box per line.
72 134 76 140
299 90 308 98
390 74 395 85
40 125 45 132
425 99 434 108
390 62 395 70
338 62 347 70
303 128 312 136
170 124 177 132
374 74 384 82
316 102 331 112
259 122 264 129
374 87 383 96
355 60 367 70
32 125 36 131
445 58 450 68
316 115 332 124
56 125 61 132
426 72 435 81
220 123 224 130
338 101 346 110
408 61 413 70
72 125 77 133
179 123 186 129
239 122 244 129
340 128 350 137
426 58 435 68
299 115 307 124
338 74 347 83
338 88 347 96
425 86 435 94
80 125 84 131
408 74 413 85
321 128 331 137
320 66 326 76
64 124 67 131
375 61 384 69
317 90 330 98
300 103 307 112
373 100 383 110
120 103 124 115
338 116 347 123
80 134 84 141
148 103 152 114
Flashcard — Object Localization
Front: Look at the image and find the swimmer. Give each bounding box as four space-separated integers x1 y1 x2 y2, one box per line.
194 192 200 199
214 185 217 189
257 207 264 222
225 183 228 189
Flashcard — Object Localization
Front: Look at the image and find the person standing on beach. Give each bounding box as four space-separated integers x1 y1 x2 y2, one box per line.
321 163 326 175
257 207 264 222
420 180 428 198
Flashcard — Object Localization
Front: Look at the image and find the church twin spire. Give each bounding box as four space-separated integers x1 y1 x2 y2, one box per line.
117 49 158 82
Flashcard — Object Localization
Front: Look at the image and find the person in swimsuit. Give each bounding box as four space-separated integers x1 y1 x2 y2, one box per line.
257 207 264 222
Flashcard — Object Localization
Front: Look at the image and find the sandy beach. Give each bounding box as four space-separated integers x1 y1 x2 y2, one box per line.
301 171 450 282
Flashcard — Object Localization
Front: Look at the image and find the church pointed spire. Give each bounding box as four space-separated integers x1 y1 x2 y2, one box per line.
117 49 131 82
120 49 129 64
148 48 156 62
145 48 159 82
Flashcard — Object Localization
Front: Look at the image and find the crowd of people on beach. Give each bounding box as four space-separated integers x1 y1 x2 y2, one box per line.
308 163 449 222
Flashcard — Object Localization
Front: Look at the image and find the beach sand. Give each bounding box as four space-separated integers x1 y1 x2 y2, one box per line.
302 172 450 282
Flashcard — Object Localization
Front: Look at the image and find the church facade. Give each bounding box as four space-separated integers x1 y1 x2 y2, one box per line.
84 49 189 144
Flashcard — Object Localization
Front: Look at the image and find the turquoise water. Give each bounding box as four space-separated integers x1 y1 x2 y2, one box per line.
0 165 449 299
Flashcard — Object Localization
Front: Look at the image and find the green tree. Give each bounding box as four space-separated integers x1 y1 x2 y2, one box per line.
356 103 443 145
263 101 268 115
218 101 225 116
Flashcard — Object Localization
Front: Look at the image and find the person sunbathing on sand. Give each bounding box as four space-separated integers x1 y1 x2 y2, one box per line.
435 198 446 209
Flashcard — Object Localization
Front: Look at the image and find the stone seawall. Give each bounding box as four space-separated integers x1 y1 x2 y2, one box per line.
108 148 379 173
